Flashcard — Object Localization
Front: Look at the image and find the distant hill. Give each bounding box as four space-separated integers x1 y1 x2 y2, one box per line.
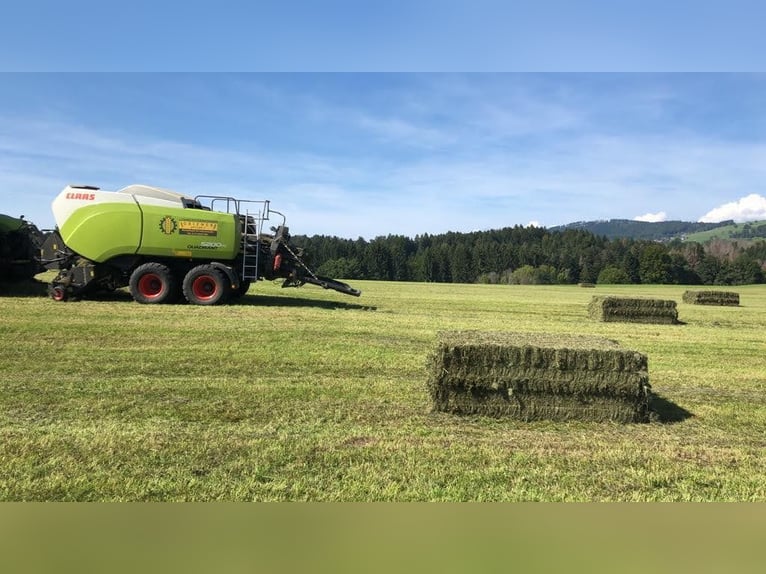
684 220 766 243
550 219 735 241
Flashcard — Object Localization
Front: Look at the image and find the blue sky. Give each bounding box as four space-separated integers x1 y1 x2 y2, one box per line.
3 73 766 238
2 2 766 238
2 1 765 72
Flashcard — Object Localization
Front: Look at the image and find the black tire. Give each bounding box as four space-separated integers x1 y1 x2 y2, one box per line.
129 262 178 304
182 265 229 305
232 280 251 298
49 284 68 302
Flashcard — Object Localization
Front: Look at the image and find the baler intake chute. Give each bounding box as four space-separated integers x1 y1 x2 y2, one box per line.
263 227 361 297
300 275 362 297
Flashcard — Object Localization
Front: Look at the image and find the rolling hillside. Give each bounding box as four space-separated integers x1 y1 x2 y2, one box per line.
550 218 766 242
684 220 766 243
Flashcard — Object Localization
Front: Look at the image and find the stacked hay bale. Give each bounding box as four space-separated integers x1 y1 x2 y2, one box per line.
682 290 740 306
427 331 652 423
588 296 678 324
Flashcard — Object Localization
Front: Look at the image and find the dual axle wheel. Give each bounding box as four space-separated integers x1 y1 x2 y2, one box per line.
129 263 237 305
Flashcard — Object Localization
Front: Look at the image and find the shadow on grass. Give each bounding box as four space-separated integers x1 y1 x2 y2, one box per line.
239 293 376 311
0 281 374 310
650 393 694 424
85 290 134 302
0 279 48 297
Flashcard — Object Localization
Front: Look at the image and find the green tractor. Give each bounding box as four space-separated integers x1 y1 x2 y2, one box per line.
0 213 46 282
41 184 360 304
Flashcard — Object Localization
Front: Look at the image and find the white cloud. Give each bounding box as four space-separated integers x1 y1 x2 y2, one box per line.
634 211 668 222
526 220 542 228
699 194 766 223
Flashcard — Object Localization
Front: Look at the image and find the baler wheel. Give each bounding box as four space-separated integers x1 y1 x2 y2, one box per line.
183 265 229 305
232 280 251 298
49 285 67 302
129 262 178 304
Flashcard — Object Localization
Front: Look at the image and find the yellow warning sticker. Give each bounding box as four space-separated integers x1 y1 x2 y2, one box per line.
179 220 218 236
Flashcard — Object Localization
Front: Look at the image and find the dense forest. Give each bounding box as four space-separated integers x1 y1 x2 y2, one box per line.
293 226 766 286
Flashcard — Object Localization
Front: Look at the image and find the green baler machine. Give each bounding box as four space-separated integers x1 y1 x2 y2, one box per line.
41 184 360 304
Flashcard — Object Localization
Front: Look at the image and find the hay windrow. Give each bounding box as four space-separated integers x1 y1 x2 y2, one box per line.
682 290 740 306
427 331 652 423
588 295 679 324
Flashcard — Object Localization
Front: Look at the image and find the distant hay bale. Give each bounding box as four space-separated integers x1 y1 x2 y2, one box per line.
682 290 739 306
427 331 652 423
579 282 596 288
588 296 678 324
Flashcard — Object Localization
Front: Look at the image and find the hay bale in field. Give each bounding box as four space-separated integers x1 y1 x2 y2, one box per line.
588 296 678 324
579 282 596 288
427 331 652 423
682 290 740 306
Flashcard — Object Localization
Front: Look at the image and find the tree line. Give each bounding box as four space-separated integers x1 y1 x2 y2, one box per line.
293 226 766 286
731 222 766 240
550 219 733 241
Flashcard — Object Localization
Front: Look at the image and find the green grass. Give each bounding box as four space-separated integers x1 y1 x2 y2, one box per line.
1 278 766 501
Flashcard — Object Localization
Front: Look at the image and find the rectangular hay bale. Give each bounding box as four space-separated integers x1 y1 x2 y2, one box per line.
427 331 651 423
588 295 678 324
682 290 740 306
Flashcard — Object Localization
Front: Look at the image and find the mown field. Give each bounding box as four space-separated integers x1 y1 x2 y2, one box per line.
1 278 765 501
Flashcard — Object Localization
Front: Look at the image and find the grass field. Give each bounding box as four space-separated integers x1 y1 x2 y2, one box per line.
1 277 765 501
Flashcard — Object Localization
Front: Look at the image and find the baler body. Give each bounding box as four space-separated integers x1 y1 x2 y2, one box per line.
52 185 240 262
42 184 360 304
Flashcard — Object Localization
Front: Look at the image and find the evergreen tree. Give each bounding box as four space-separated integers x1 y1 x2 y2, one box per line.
364 240 392 280
669 253 700 284
639 244 672 284
450 243 474 283
729 255 764 284
696 255 721 285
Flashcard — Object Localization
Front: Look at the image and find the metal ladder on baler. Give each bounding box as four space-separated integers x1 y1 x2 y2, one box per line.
240 201 270 282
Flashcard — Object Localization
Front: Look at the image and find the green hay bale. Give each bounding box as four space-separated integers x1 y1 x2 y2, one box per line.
682 290 740 306
435 388 650 423
427 331 652 423
588 296 678 324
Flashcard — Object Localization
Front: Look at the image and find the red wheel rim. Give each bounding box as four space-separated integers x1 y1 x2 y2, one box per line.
137 273 164 298
192 275 218 300
52 287 65 301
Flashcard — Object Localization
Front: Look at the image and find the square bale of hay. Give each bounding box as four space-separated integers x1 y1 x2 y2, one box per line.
588 296 678 324
427 331 652 423
682 290 740 306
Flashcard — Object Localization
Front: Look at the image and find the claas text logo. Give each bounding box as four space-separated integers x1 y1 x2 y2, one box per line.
159 216 178 235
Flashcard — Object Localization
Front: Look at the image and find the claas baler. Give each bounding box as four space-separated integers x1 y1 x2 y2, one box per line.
40 184 360 304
